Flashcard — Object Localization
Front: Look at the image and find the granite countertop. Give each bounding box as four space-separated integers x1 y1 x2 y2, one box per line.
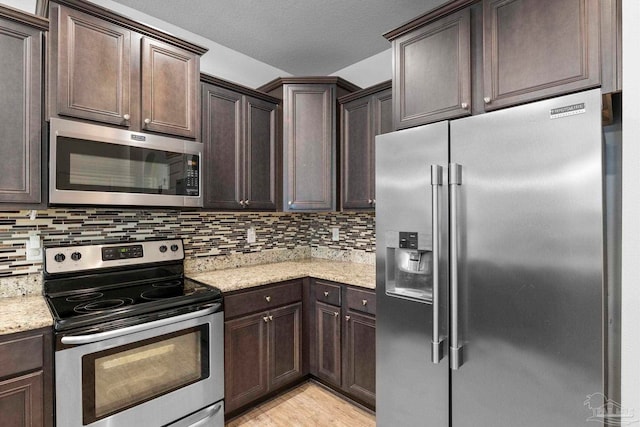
0 296 53 335
188 258 375 293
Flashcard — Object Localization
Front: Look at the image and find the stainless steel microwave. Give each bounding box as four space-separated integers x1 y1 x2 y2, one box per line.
49 118 202 207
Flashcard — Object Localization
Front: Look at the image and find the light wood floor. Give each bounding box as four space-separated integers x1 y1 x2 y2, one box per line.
225 381 376 427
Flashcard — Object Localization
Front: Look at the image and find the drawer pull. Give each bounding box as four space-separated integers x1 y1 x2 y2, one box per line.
324 291 329 297
265 296 271 302
345 315 351 321
362 299 368 306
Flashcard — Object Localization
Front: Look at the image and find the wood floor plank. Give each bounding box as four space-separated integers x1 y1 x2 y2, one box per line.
226 382 375 426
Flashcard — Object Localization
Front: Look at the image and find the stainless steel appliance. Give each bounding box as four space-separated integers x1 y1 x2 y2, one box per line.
43 239 224 427
376 89 606 426
49 117 202 207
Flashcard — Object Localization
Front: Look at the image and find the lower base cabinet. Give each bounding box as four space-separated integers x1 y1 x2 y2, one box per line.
0 328 53 427
224 281 303 415
343 310 376 405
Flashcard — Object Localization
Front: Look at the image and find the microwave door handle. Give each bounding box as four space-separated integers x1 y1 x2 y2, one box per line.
431 165 444 363
60 303 221 345
449 163 463 370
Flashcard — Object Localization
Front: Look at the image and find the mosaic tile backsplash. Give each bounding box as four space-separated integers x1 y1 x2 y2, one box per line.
0 209 375 281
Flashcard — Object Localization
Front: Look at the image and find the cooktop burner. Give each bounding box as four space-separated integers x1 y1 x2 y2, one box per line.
43 239 223 332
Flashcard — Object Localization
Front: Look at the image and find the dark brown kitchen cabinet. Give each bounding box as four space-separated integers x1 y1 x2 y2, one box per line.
389 8 471 129
311 280 376 409
0 328 54 427
49 0 206 139
0 7 46 206
339 81 392 210
258 77 360 212
315 301 342 386
482 0 601 110
201 75 279 210
224 281 303 415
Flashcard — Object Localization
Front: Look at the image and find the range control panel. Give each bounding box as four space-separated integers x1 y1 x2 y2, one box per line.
44 239 184 275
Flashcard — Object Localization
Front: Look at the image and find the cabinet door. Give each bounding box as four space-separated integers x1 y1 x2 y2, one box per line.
373 88 393 136
201 84 243 209
483 0 600 110
55 5 131 126
141 37 198 138
245 96 278 210
268 303 303 390
315 301 341 386
284 84 335 211
0 371 44 427
343 310 376 407
0 16 42 204
224 312 268 414
393 8 471 129
341 96 373 210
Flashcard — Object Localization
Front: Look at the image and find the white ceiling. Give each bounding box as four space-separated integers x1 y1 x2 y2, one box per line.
109 0 448 75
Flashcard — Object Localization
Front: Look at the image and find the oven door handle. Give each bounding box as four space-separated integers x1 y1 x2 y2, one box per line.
189 403 222 427
60 303 222 345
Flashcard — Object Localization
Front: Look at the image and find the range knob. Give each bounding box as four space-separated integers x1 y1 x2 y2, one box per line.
54 253 65 263
170 244 179 252
159 245 168 253
70 252 82 261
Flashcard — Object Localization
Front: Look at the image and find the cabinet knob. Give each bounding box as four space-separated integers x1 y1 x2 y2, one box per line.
269 315 273 321
483 97 492 104
265 296 271 302
334 312 339 317
324 291 329 297
144 118 151 125
245 199 250 206
239 200 245 207
368 199 373 204
372 199 376 205
263 316 269 323
362 299 368 306
345 315 351 321
288 201 293 206
123 114 130 121
461 102 469 110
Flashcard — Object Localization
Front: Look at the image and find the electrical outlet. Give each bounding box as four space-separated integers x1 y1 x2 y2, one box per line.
26 232 43 262
247 227 256 244
331 227 339 241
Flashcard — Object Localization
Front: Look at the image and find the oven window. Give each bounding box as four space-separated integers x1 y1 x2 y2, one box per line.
56 136 199 196
82 325 209 424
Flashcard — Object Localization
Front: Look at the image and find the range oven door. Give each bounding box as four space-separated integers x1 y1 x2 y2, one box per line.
55 305 223 427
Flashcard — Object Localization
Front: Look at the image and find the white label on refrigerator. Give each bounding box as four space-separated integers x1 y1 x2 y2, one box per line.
549 102 586 119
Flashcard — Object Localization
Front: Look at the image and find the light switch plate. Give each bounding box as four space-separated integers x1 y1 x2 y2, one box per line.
247 227 256 243
331 227 339 241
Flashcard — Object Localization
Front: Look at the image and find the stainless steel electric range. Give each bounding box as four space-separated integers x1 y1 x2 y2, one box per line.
43 239 224 427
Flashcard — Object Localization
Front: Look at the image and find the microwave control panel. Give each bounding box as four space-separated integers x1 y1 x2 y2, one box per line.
185 155 199 195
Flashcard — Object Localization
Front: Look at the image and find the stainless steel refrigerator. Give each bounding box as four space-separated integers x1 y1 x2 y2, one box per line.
375 88 605 426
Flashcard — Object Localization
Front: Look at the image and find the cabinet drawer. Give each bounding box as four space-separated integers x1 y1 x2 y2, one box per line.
345 287 376 316
315 281 341 306
0 334 43 378
225 281 302 319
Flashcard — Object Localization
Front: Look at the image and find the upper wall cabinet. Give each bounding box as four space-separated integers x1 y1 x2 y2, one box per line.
201 75 279 210
0 7 47 206
482 0 600 110
385 0 621 127
339 81 392 210
391 8 471 129
259 77 360 212
48 0 207 139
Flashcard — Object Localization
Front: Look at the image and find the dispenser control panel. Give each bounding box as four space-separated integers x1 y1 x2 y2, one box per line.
399 232 418 249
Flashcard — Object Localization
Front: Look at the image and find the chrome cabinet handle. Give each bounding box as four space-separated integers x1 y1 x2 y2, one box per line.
461 102 469 110
483 97 491 104
239 200 245 207
144 118 151 125
368 199 373 204
362 299 367 306
265 296 271 302
263 316 269 323
431 165 444 364
372 199 376 205
333 312 339 317
324 291 329 297
123 113 130 121
449 163 463 370
269 315 273 321
245 199 250 206
345 315 351 321
288 201 293 206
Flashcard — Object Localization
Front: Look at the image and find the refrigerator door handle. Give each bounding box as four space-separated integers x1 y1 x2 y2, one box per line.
449 163 464 370
431 165 444 363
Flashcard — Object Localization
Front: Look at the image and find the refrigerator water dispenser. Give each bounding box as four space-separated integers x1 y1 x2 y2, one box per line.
385 231 433 302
